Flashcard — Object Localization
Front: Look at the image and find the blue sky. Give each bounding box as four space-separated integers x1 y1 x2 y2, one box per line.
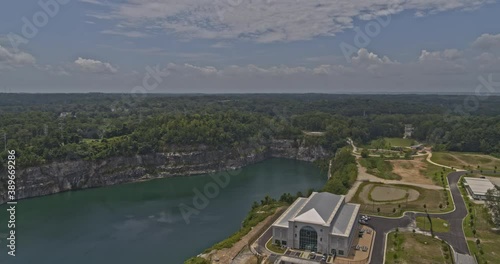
1 0 500 93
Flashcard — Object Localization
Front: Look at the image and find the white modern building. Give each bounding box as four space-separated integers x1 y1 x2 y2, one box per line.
271 192 360 257
463 177 496 200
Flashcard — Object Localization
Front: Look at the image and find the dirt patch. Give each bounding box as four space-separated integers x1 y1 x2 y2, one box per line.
389 158 435 185
358 183 420 204
352 182 448 216
370 186 418 202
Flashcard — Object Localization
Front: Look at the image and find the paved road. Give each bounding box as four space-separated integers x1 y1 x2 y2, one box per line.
365 213 414 264
420 171 469 254
255 170 471 263
368 170 469 263
254 225 273 256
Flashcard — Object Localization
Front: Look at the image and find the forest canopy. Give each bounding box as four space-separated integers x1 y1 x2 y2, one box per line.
1 93 499 169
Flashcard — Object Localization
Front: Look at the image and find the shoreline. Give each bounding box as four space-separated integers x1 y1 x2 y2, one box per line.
0 147 329 205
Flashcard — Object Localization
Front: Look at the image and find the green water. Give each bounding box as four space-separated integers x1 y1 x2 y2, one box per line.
0 158 325 264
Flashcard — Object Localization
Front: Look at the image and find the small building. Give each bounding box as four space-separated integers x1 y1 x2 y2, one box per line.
404 124 414 138
463 177 496 200
410 144 423 150
271 192 360 257
59 112 74 118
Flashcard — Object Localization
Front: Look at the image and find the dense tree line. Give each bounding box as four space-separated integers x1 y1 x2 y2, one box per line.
322 147 358 194
1 94 499 171
485 188 500 228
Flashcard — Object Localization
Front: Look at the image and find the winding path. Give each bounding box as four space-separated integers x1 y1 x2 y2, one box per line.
255 140 475 263
348 139 472 263
367 171 469 264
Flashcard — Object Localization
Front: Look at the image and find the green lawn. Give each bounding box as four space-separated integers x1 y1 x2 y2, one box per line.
266 238 286 254
416 216 450 233
459 182 500 264
422 161 453 185
385 232 453 264
385 137 416 147
359 157 402 180
431 152 500 171
364 137 415 149
351 182 452 217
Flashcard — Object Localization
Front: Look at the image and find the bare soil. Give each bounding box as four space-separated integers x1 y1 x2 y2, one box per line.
358 183 420 204
389 158 435 185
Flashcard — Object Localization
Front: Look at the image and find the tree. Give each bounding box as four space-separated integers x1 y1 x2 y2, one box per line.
404 150 412 159
373 138 387 150
361 148 369 158
485 188 500 228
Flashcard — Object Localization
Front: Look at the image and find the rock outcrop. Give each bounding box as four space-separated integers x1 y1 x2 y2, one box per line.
0 139 330 204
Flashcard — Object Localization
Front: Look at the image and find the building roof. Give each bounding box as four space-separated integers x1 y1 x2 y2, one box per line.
273 197 308 228
464 177 496 196
331 203 360 237
293 192 344 226
272 192 360 233
294 208 326 225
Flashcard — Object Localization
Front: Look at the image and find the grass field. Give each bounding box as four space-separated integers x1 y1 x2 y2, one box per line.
351 182 451 217
459 183 500 264
359 157 402 180
364 137 416 149
431 152 500 171
266 239 286 254
385 232 453 264
423 161 453 185
389 157 452 186
416 216 450 233
385 137 416 147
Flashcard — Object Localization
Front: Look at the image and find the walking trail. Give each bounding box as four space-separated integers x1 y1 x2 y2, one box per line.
344 139 451 202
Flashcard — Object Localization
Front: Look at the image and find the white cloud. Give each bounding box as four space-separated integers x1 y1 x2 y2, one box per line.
74 57 118 74
419 49 463 61
166 63 218 76
351 48 397 66
80 0 108 6
101 30 149 38
475 52 500 72
472 33 500 51
89 0 495 43
0 45 36 70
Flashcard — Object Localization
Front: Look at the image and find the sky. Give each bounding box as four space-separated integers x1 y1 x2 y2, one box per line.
0 0 500 93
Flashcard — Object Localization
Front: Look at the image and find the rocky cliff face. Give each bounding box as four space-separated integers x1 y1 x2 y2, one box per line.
0 139 329 204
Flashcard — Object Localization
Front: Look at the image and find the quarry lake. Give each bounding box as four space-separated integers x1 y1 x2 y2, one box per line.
0 158 326 264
